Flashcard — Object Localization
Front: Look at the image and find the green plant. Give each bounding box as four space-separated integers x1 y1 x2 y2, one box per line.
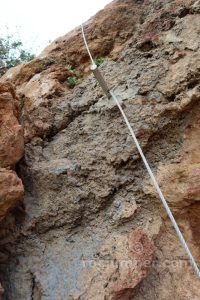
64 63 83 79
65 64 75 72
36 59 55 73
0 35 35 72
66 76 78 88
43 58 55 67
94 57 104 67
74 70 83 78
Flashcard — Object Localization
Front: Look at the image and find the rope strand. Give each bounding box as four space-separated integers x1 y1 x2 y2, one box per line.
81 24 95 66
110 91 200 279
81 23 200 279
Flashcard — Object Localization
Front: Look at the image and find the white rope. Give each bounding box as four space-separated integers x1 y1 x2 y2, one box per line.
110 91 200 279
81 24 200 279
81 24 95 67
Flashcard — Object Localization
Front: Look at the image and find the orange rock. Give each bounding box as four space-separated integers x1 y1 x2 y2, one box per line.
109 230 153 300
0 82 24 168
75 230 153 300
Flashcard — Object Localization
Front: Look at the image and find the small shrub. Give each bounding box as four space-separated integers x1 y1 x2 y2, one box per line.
95 57 104 67
44 58 55 67
65 64 83 78
65 64 75 72
67 76 77 88
36 59 55 73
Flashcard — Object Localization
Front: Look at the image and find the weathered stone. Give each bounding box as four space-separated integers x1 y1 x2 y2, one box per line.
0 82 24 221
0 168 24 220
0 82 24 167
69 230 153 300
0 82 24 296
1 0 200 299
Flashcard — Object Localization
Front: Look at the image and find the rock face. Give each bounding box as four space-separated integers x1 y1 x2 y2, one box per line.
0 82 24 220
0 82 24 298
1 0 200 299
0 83 24 168
0 169 24 221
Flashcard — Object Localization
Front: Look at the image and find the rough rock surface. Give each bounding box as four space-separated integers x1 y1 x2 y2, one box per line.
0 82 24 298
0 83 24 168
0 82 24 220
0 169 24 220
1 0 200 299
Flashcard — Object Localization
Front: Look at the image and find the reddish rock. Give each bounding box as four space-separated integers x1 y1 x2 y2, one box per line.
73 230 153 300
0 82 24 296
1 0 200 299
0 82 24 167
171 49 186 63
109 230 153 300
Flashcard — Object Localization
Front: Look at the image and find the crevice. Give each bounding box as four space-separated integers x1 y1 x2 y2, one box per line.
30 273 42 300
178 7 190 18
137 40 157 52
34 93 102 144
187 79 199 90
30 273 35 300
166 93 176 102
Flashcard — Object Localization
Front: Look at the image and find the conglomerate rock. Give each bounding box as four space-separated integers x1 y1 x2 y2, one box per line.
1 0 200 299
